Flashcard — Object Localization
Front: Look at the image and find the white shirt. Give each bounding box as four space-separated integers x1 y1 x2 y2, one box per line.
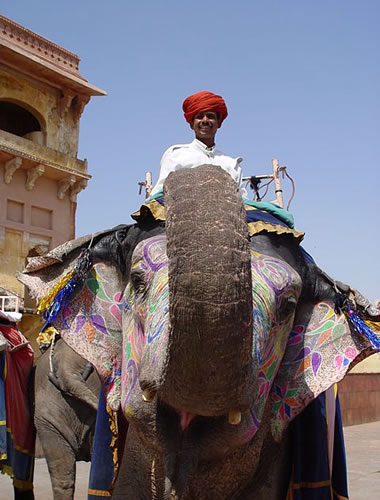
150 139 248 197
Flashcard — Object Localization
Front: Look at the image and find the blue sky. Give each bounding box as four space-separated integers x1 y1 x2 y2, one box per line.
3 1 379 302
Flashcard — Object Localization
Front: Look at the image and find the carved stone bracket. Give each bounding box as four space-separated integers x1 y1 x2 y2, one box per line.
58 91 75 118
72 95 90 123
4 157 22 184
70 179 88 201
57 175 77 200
26 164 45 191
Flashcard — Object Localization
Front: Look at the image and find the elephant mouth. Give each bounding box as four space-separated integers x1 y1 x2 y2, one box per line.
178 410 196 431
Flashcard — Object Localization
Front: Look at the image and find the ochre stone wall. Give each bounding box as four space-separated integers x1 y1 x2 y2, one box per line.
0 167 76 296
0 68 80 155
349 352 380 373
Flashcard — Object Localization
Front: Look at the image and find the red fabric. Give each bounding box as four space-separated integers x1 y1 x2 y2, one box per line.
1 325 35 452
182 91 228 125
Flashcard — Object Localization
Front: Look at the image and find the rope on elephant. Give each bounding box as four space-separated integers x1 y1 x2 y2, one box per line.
48 328 57 374
151 459 157 500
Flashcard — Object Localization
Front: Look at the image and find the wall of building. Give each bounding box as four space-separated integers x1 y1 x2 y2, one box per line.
0 67 80 156
0 166 75 295
339 372 380 426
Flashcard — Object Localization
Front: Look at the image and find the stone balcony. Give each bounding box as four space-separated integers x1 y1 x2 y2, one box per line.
0 129 89 177
0 129 90 199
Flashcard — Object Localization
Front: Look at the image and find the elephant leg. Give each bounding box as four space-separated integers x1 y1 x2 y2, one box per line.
37 425 76 500
50 369 98 412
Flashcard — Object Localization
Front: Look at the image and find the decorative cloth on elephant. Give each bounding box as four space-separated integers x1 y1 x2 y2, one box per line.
182 90 228 124
88 387 119 499
132 192 305 241
287 391 349 499
0 322 35 491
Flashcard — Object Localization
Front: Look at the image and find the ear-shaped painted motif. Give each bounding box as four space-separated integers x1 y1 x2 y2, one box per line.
53 262 125 410
270 299 375 440
18 233 127 411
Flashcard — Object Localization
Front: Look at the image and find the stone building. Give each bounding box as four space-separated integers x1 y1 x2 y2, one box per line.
0 15 105 349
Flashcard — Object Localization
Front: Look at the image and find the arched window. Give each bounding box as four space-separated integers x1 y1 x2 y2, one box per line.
0 100 42 138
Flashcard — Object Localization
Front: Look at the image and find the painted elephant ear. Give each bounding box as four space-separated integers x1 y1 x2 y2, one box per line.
18 233 126 411
270 298 378 440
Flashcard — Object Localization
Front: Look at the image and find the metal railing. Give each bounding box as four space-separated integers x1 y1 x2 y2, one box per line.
0 295 20 313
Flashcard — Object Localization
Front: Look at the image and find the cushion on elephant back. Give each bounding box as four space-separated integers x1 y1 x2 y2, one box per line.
131 192 305 241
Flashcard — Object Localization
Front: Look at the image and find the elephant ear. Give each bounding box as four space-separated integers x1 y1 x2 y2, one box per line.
270 298 379 440
18 232 126 411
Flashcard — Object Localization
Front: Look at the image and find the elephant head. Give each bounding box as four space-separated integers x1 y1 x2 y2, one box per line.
19 165 380 499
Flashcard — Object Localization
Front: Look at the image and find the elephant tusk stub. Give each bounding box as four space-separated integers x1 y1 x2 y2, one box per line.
228 409 242 425
142 389 156 402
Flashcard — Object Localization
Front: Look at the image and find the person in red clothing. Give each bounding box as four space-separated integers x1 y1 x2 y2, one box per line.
0 311 35 498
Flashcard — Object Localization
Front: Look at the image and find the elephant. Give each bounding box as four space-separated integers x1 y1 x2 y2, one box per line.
19 165 380 499
1 315 100 500
34 337 100 500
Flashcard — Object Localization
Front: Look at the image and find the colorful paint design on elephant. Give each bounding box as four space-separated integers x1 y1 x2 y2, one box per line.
241 251 302 442
121 236 169 414
55 262 124 409
270 301 359 438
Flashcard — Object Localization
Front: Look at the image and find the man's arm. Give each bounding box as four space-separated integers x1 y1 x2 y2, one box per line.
151 145 186 196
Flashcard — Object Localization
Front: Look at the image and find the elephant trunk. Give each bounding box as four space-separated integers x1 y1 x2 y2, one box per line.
161 165 254 416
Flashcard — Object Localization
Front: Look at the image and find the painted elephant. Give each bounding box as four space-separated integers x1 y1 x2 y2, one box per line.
34 337 100 499
19 165 380 499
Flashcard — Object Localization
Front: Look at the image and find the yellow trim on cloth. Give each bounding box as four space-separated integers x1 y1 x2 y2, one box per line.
333 489 349 500
293 479 331 489
0 464 34 491
132 199 166 222
247 220 304 241
5 427 34 457
106 401 120 491
88 489 112 497
132 199 305 241
286 479 349 500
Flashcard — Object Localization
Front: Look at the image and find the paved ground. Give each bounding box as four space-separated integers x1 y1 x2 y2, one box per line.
1 421 379 499
344 421 380 498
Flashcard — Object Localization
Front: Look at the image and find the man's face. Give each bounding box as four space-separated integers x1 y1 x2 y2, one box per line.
190 111 220 145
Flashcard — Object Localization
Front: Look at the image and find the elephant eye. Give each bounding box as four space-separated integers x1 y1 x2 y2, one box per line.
278 295 297 323
130 270 146 293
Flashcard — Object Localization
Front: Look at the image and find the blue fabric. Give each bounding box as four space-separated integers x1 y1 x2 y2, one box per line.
300 246 316 265
245 207 292 229
242 198 295 228
289 392 348 499
88 387 115 499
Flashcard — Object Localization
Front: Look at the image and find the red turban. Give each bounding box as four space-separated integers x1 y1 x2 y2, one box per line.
182 91 228 125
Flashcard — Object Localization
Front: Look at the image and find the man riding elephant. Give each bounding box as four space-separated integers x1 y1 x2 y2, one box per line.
150 90 247 197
